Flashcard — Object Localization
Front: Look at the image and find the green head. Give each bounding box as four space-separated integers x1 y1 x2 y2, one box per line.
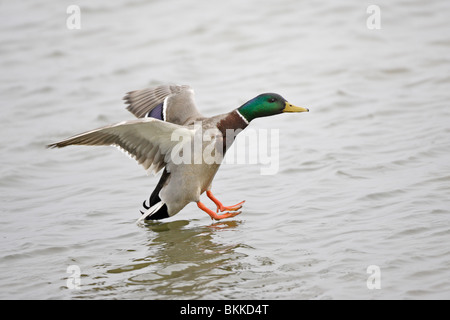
237 93 308 123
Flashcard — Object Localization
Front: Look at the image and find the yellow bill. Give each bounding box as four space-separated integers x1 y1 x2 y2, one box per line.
283 102 309 113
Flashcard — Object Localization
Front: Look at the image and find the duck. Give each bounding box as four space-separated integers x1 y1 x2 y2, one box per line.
48 84 309 222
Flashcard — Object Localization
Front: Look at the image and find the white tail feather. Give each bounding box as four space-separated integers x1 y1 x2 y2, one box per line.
136 201 165 223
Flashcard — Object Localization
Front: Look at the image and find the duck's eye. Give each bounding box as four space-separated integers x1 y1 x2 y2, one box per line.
268 98 276 103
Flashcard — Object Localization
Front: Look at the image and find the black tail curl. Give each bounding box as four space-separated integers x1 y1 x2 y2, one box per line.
140 169 170 220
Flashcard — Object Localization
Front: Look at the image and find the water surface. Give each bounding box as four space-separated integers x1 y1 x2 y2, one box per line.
1 0 450 299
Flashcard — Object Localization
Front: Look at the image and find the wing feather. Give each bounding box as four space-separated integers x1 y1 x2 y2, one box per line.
47 118 194 175
123 84 203 125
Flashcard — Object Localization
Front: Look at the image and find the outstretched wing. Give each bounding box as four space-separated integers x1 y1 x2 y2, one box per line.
123 84 204 125
47 118 194 175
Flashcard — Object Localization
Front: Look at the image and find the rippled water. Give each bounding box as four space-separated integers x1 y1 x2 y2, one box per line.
1 0 450 299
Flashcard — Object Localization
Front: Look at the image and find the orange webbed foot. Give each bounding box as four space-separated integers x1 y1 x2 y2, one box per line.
216 200 245 213
197 201 242 221
206 190 245 213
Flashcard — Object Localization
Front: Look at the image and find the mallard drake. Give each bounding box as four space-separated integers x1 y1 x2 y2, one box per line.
48 84 308 222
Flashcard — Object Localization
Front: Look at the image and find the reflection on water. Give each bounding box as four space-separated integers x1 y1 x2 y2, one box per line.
77 219 247 299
